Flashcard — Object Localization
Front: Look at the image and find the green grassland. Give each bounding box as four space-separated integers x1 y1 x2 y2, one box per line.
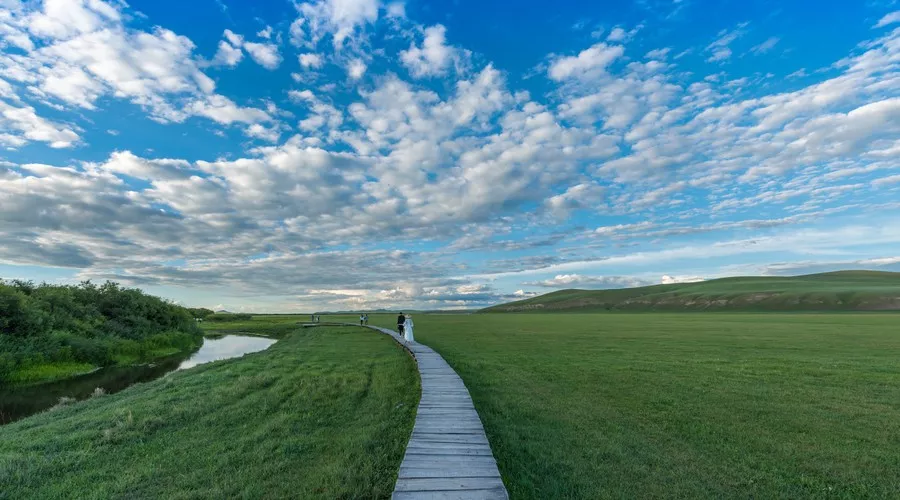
351 312 900 498
484 271 900 312
0 320 419 499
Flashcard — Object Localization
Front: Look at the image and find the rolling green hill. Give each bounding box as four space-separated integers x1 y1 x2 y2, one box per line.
482 270 900 312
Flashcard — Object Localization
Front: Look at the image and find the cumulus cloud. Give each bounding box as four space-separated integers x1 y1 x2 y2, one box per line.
0 100 80 148
548 42 624 80
400 24 457 78
347 58 366 79
291 0 380 49
210 39 243 67
1 0 899 311
298 53 324 68
243 41 282 69
0 1 274 143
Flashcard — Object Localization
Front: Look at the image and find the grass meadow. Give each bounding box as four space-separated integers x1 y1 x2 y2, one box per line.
345 312 900 499
0 320 419 499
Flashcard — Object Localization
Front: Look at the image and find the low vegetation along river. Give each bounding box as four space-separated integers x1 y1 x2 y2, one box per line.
0 335 276 425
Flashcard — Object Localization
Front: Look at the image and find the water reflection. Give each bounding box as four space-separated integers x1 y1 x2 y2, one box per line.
0 335 276 425
176 335 276 370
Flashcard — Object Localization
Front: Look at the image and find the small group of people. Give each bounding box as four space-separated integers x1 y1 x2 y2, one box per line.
358 313 369 325
309 314 320 323
397 312 414 342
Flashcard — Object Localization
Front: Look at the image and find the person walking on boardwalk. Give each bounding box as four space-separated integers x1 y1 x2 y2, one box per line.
403 314 414 342
360 314 365 325
363 314 369 325
397 312 405 335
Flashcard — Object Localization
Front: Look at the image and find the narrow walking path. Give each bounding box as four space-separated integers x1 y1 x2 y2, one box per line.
304 323 508 499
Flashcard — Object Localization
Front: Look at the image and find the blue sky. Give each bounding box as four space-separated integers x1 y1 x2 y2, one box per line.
1 0 900 312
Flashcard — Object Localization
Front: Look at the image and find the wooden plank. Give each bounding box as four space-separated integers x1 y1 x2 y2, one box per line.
392 487 508 500
401 455 499 465
394 477 506 492
398 466 501 479
322 323 508 499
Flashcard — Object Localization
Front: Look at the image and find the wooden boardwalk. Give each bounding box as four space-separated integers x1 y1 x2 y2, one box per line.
306 323 508 499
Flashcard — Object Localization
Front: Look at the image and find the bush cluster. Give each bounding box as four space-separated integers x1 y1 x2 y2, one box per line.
0 280 202 383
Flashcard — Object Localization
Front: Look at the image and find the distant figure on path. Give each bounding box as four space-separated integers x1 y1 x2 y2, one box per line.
364 314 369 325
359 314 365 325
310 314 314 323
397 312 405 335
403 314 414 342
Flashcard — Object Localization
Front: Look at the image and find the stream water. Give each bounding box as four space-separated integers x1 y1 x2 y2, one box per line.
0 335 276 425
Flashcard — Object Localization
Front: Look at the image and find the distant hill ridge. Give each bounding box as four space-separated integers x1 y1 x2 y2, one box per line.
481 270 900 313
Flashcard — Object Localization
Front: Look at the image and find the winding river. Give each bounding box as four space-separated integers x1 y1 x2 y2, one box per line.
0 335 276 425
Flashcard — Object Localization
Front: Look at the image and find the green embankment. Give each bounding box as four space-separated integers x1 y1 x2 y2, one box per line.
483 270 900 312
0 280 202 385
348 312 900 499
0 322 419 499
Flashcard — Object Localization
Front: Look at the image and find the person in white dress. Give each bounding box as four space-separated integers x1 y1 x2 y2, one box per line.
403 314 414 342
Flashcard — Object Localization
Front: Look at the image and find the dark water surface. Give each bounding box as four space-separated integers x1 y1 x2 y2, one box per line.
0 335 276 425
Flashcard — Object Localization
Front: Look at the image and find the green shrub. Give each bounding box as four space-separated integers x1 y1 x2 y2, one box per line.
0 280 202 384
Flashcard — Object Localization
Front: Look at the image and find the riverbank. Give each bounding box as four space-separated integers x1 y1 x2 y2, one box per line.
0 325 419 498
0 280 203 387
4 334 203 386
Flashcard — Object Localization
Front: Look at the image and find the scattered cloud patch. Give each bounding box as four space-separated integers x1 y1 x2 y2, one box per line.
400 24 457 78
874 11 900 28
750 36 779 55
548 42 624 80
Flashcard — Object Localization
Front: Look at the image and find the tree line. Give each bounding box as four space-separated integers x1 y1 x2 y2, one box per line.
0 280 202 384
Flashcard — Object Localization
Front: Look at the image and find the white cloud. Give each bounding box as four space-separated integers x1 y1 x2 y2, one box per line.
2 1 900 311
706 23 748 62
750 36 779 55
223 29 243 47
548 42 624 80
292 0 380 48
256 26 273 39
298 53 324 68
386 2 405 18
210 39 243 67
245 123 282 142
607 27 627 42
189 95 271 124
243 41 282 70
289 90 343 131
874 11 900 28
211 29 281 70
0 3 273 140
661 275 704 284
645 48 670 60
400 24 456 78
873 174 900 187
347 58 366 79
0 100 80 148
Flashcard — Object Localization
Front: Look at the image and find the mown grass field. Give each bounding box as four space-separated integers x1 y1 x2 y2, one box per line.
347 312 900 499
0 320 419 499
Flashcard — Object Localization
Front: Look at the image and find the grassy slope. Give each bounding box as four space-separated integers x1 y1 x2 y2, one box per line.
482 271 900 312
354 312 900 499
0 322 419 499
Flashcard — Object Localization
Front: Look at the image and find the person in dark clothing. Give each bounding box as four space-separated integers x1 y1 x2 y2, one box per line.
397 312 405 335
